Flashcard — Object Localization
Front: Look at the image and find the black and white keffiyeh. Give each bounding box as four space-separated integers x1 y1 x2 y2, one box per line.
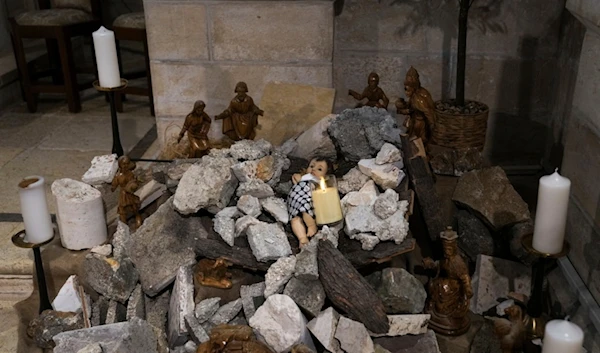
287 174 318 219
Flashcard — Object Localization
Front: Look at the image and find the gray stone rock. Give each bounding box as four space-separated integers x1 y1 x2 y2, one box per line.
277 138 299 156
306 307 342 353
340 180 379 213
174 156 238 215
105 300 126 324
247 223 292 262
367 268 426 314
266 151 291 187
76 343 103 353
240 282 265 320
91 244 112 257
355 233 380 250
374 329 440 352
274 181 293 196
260 197 290 224
129 197 206 296
194 297 221 323
167 162 193 181
209 148 231 158
235 215 261 237
232 159 260 183
312 225 340 248
184 341 198 353
230 139 272 161
429 150 455 176
453 148 484 176
373 189 400 219
214 212 237 247
265 256 297 297
290 114 338 161
112 221 131 260
28 310 84 349
294 241 318 280
168 266 195 348
504 219 537 265
452 167 531 230
358 158 405 190
83 253 139 304
283 278 325 318
334 316 374 353
184 314 209 344
344 201 409 245
337 167 371 195
376 143 402 165
456 210 495 262
209 298 243 325
237 195 262 217
127 284 145 321
53 318 158 353
249 294 315 353
91 297 109 327
369 315 430 337
146 292 170 353
237 179 275 199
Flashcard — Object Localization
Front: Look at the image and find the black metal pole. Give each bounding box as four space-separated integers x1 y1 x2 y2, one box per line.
33 247 52 314
108 91 124 157
527 257 547 318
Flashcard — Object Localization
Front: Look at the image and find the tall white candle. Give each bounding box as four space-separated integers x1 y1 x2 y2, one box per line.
532 170 571 254
18 176 54 243
92 26 121 88
542 320 583 353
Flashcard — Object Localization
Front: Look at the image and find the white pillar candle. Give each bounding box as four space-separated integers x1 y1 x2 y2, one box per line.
18 176 54 243
92 26 121 88
542 320 584 353
51 178 107 250
532 170 571 254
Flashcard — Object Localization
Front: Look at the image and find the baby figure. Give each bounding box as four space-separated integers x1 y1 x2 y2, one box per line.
287 158 330 246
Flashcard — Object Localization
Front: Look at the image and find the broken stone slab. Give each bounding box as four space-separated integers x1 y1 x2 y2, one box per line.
174 156 238 214
340 180 379 212
249 294 315 353
470 255 531 315
276 138 299 157
28 310 84 349
209 148 231 158
168 266 195 348
283 277 325 318
53 317 158 353
127 284 145 320
91 297 109 327
334 316 374 353
136 180 167 210
373 189 400 220
337 167 371 195
209 298 243 326
240 282 265 320
82 154 118 185
129 197 206 296
456 210 495 262
377 200 409 244
355 233 380 251
294 241 318 280
265 256 297 298
167 162 194 181
235 215 261 237
214 207 241 247
111 221 131 260
344 201 409 244
230 139 272 161
367 268 427 314
184 314 209 345
83 253 139 303
237 179 275 199
266 152 291 187
247 222 292 262
376 143 403 165
105 300 127 324
91 244 112 256
358 158 405 190
452 167 531 230
290 114 338 161
76 343 103 353
369 314 431 337
195 297 221 323
52 275 91 315
260 197 289 224
374 329 441 353
146 291 170 353
237 195 262 218
306 307 342 353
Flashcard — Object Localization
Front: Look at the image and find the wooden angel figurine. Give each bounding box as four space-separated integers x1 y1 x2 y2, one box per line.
287 158 331 246
215 82 264 141
111 156 142 228
177 100 211 158
348 72 389 109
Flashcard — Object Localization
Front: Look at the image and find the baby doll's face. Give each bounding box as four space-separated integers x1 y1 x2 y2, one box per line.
307 159 328 178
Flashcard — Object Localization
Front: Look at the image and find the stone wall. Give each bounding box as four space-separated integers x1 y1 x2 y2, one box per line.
144 0 334 144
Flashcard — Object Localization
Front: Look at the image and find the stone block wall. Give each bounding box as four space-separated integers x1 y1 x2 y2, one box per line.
144 0 334 144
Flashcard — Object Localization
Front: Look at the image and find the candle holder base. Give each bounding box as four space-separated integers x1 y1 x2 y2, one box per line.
521 233 570 259
92 79 128 92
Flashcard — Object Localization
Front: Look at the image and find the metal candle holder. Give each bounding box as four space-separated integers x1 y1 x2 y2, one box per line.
12 230 55 314
93 79 128 157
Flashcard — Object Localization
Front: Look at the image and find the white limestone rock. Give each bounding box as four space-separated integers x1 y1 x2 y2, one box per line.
52 275 91 315
312 225 339 248
194 297 221 323
167 163 193 181
168 266 195 348
82 154 118 185
235 215 261 237
373 189 399 219
264 256 297 298
340 180 379 213
334 316 374 353
375 143 403 165
249 294 315 353
214 207 242 247
337 167 371 195
369 314 431 337
237 179 275 199
260 197 289 224
306 307 342 353
344 201 409 245
358 158 405 190
247 223 292 262
91 244 112 257
230 139 272 161
290 114 338 161
237 195 262 218
355 233 380 251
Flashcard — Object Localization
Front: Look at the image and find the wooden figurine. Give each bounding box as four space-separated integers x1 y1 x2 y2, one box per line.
195 325 275 353
493 305 525 353
215 82 264 141
396 67 436 149
111 156 142 228
178 100 212 158
423 226 472 335
348 72 389 109
195 258 233 289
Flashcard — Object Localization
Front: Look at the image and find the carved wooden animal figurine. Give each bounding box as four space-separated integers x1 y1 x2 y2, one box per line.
195 258 233 289
396 67 436 149
178 100 212 158
111 156 142 228
215 82 264 141
348 72 389 109
493 305 525 353
196 325 275 353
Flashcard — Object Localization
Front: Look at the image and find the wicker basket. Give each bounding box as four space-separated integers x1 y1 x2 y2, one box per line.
432 101 489 150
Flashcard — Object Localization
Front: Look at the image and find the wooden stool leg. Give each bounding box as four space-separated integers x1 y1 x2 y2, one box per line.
57 32 81 113
143 35 155 116
45 39 62 84
10 20 37 112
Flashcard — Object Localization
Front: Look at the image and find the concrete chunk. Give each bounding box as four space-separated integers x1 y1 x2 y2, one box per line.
334 316 374 353
237 195 262 218
105 300 126 324
236 179 275 199
283 278 325 318
83 254 139 304
294 241 318 280
82 154 118 185
376 143 402 165
235 215 261 237
358 158 405 190
208 298 243 326
247 222 292 262
369 314 431 337
184 314 209 344
306 307 342 353
240 282 266 320
194 297 221 323
145 292 170 353
126 284 145 320
265 256 297 298
230 139 272 161
168 266 195 347
260 197 290 224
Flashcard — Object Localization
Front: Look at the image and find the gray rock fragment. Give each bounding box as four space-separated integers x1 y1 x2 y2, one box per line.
312 225 339 248
294 241 318 280
83 253 139 303
236 179 275 199
376 143 402 165
334 316 374 353
91 244 112 257
247 222 292 262
358 158 405 190
306 307 342 353
369 314 430 337
283 278 325 318
337 167 371 195
91 297 109 327
28 310 84 349
367 268 427 314
277 138 299 156
112 221 131 260
265 256 297 298
237 195 262 218
214 207 242 246
456 210 494 262
260 197 290 224
194 297 221 323
209 298 243 325
76 343 102 353
168 266 195 348
373 189 399 220
230 139 272 161
184 314 209 344
105 300 126 324
240 282 266 320
184 341 198 353
234 215 261 237
355 233 380 251
146 292 170 353
167 162 193 181
290 114 338 161
127 284 145 320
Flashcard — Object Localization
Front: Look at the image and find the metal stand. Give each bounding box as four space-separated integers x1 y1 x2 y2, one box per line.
12 230 55 314
93 79 128 157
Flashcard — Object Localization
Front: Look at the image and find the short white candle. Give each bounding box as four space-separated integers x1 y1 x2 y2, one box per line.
532 170 571 254
18 176 54 243
92 26 121 88
542 320 583 353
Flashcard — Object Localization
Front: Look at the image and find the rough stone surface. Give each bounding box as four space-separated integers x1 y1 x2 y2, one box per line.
214 207 242 247
373 189 400 220
91 297 109 327
249 294 315 353
237 195 262 218
452 167 531 229
504 219 537 265
168 266 195 348
358 158 405 190
471 255 531 314
174 156 238 214
334 316 374 353
129 197 206 296
469 319 503 353
240 282 266 320
306 307 342 353
209 299 243 326
344 200 409 244
127 284 146 320
255 155 277 182
341 180 379 212
82 154 118 185
194 297 221 323
328 107 402 162
260 197 290 224
355 233 380 250
294 241 318 280
376 143 402 165
247 222 292 262
231 155 276 183
312 225 340 248
76 343 103 353
236 179 275 199
290 114 338 161
235 215 261 237
184 341 198 353
370 315 431 337
91 244 112 257
265 256 297 297
337 167 371 195
167 162 193 181
277 138 299 157
112 221 131 260
456 210 495 262
105 300 126 324
367 268 427 314
146 292 170 353
430 148 483 176
374 330 441 352
283 278 326 318
229 139 272 161
266 152 292 187
184 314 209 344
28 310 84 349
83 253 139 304
52 318 158 353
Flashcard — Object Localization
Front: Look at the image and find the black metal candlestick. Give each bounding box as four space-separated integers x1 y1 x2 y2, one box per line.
93 79 128 157
12 230 55 314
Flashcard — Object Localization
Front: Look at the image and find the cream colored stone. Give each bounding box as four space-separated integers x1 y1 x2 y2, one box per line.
254 83 335 146
0 223 32 275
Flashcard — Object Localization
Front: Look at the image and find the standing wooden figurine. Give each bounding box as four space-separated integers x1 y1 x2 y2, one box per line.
215 82 264 141
348 72 389 109
177 100 211 158
423 227 472 335
111 156 142 228
396 67 436 148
